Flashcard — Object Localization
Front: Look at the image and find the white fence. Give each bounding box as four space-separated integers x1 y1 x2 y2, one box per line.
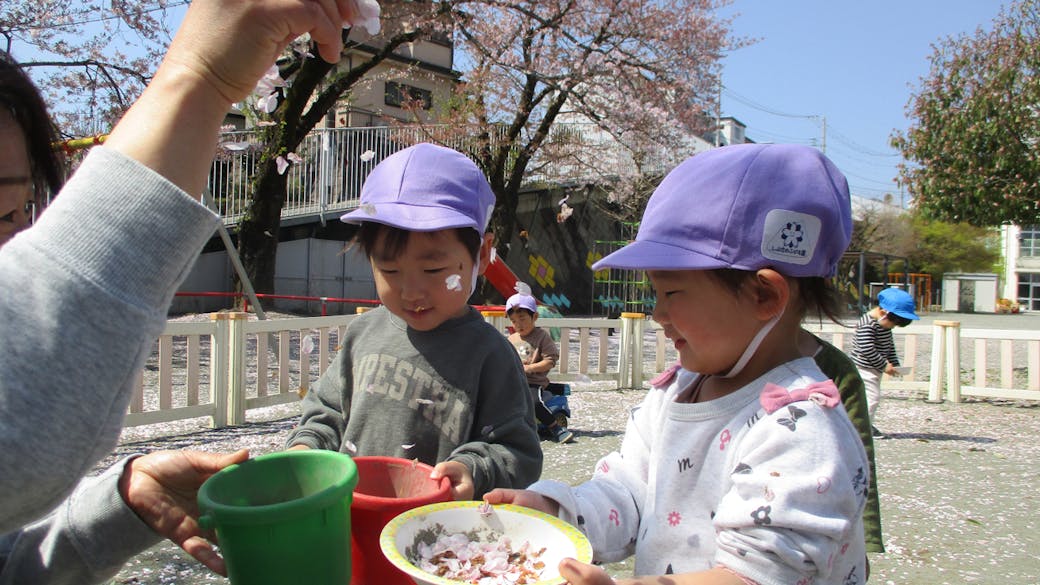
126 313 1040 429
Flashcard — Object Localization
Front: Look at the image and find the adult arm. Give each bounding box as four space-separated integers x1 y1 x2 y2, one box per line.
0 0 355 534
0 459 160 585
0 449 248 584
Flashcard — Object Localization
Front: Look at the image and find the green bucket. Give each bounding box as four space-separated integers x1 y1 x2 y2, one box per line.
197 450 359 585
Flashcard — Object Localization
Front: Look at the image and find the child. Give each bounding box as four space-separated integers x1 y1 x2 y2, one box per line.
506 284 574 444
485 144 870 585
285 143 542 501
849 287 919 438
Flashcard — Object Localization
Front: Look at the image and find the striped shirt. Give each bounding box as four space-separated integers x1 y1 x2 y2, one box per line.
849 312 899 371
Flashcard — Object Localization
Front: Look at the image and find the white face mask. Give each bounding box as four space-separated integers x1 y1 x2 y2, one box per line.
718 307 785 379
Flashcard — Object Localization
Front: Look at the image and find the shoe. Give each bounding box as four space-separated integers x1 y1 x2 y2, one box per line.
871 425 887 439
551 425 574 444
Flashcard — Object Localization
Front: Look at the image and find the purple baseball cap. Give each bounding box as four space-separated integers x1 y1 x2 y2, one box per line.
506 293 538 313
592 144 852 278
340 143 496 233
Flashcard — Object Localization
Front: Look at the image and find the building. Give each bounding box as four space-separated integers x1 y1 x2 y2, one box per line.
326 30 457 128
1000 224 1040 311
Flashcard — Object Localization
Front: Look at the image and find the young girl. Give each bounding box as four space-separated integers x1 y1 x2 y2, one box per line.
485 144 869 585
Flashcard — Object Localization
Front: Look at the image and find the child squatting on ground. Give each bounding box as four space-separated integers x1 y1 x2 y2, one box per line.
485 144 871 585
849 287 919 438
285 143 542 501
506 284 574 444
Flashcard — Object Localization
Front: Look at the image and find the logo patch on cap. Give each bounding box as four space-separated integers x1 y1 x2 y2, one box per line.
761 209 820 266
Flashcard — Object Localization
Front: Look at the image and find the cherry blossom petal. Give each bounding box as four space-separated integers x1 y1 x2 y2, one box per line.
445 274 462 291
360 150 376 162
276 156 289 175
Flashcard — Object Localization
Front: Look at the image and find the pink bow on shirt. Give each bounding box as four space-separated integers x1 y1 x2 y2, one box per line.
759 380 841 414
650 362 683 388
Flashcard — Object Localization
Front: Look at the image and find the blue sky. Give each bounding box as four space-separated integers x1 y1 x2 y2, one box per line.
717 1 1008 205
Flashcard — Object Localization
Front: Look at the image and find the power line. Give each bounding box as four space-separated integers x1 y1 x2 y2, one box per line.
3 1 189 34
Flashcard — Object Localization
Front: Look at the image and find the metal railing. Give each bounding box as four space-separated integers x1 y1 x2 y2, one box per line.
206 123 685 226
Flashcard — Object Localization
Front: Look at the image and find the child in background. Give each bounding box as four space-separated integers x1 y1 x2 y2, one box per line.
285 143 542 501
485 144 870 585
849 287 919 438
506 284 574 444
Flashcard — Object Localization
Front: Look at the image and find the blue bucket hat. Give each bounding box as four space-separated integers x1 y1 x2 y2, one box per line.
878 288 919 320
592 144 852 278
340 143 496 233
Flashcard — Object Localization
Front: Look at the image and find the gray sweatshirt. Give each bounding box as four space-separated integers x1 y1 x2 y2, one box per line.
0 147 218 581
286 306 543 498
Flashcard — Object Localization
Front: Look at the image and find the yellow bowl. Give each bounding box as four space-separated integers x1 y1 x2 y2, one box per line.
379 501 593 585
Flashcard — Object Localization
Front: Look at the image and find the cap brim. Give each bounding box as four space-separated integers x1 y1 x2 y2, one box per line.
890 309 920 320
591 240 733 272
340 203 478 232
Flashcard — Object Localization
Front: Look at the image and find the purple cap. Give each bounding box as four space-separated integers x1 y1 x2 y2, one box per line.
506 293 538 313
592 144 852 278
340 143 496 233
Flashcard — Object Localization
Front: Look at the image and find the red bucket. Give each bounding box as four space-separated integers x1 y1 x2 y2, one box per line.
350 456 452 585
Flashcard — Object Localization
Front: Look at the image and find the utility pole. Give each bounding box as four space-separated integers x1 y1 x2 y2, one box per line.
715 76 722 147
819 115 827 154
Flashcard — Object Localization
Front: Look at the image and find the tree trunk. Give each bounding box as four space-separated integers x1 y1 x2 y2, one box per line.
237 160 287 295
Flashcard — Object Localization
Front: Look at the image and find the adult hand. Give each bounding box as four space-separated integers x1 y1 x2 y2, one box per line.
430 460 474 501
482 488 559 516
106 0 371 196
118 449 249 576
164 0 358 105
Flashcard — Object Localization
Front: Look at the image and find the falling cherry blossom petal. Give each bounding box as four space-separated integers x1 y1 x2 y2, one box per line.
344 440 358 454
402 443 415 450
301 334 315 355
360 150 376 162
287 152 303 164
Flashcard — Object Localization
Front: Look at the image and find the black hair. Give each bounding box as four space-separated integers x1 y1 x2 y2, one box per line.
0 51 66 208
707 268 844 325
354 222 483 261
886 313 912 327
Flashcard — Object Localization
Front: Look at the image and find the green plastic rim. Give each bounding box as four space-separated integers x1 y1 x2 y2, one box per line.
198 450 358 526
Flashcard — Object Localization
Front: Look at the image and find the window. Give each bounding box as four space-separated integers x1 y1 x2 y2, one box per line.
1019 225 1040 257
385 82 433 110
1018 272 1040 311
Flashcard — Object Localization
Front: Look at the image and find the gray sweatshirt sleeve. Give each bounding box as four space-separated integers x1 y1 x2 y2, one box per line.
449 333 543 497
0 147 218 534
0 457 162 585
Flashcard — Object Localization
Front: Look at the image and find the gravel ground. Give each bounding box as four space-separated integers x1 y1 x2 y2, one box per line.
102 381 1040 585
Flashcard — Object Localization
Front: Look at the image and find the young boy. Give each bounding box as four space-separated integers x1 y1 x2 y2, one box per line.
506 288 574 444
849 287 919 438
285 143 542 500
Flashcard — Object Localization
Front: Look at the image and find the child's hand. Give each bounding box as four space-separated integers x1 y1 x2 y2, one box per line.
430 461 474 501
884 363 900 376
558 558 617 585
482 488 559 516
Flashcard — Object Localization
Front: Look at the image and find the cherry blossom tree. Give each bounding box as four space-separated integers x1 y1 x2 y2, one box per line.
1 0 177 136
893 0 1040 227
430 0 742 256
